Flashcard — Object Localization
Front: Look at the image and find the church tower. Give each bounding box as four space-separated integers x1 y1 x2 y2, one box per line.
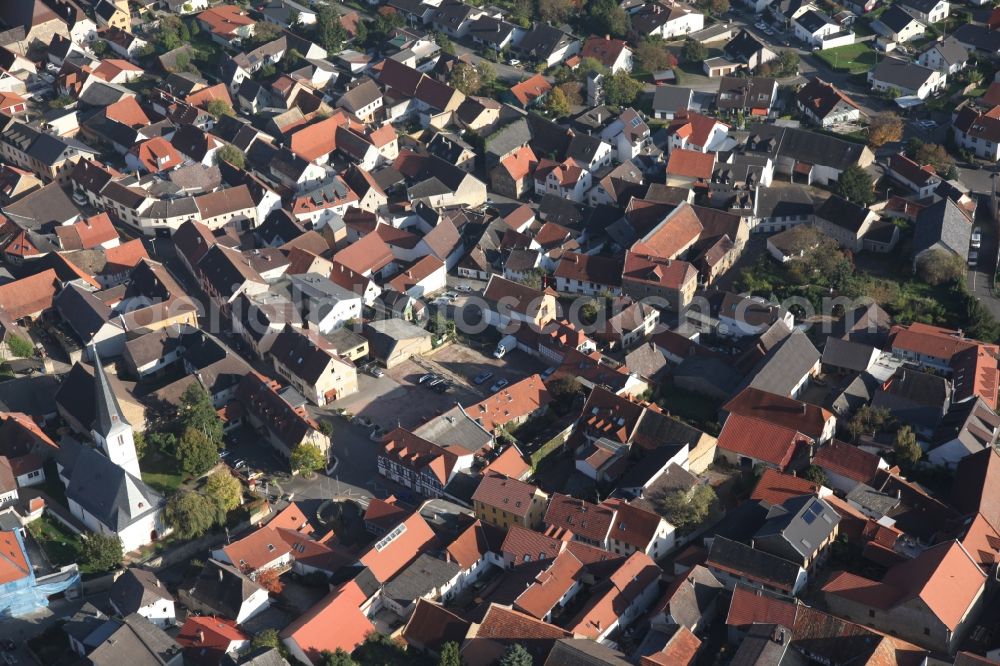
90 347 141 478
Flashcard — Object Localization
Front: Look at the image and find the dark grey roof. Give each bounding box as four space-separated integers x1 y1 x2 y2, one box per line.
515 24 574 58
753 495 840 560
900 0 942 14
826 373 878 417
337 79 382 114
795 9 832 33
913 197 972 260
675 355 743 395
109 568 174 616
2 182 81 232
725 29 770 63
381 553 461 604
931 396 1000 457
86 614 182 666
182 559 265 619
566 133 607 164
268 326 337 385
730 623 793 665
952 24 1000 55
923 37 969 66
707 535 802 589
657 564 724 629
877 5 920 33
821 337 876 372
754 185 814 220
870 56 935 91
815 194 873 233
746 124 868 172
223 647 291 666
413 404 492 455
62 441 162 532
54 284 116 344
78 80 134 107
741 329 820 397
544 638 632 666
485 118 531 159
872 368 950 430
845 483 900 516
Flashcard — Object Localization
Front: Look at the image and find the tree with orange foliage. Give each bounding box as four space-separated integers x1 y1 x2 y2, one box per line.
255 567 284 594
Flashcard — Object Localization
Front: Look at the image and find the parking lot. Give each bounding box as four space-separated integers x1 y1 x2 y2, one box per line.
327 367 468 432
418 342 543 399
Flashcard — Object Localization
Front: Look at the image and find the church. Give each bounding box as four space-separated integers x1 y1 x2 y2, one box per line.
56 348 166 553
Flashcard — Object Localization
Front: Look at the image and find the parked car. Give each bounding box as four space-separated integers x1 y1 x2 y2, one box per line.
368 365 385 378
968 251 978 267
489 378 510 392
434 382 451 393
427 377 446 388
456 284 476 293
474 371 494 385
418 372 438 384
971 227 982 248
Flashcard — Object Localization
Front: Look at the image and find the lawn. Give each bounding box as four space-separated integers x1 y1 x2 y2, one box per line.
28 514 84 569
816 43 877 74
140 452 185 494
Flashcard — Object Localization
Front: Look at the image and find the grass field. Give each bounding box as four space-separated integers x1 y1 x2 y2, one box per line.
140 452 185 494
28 514 84 569
816 43 877 74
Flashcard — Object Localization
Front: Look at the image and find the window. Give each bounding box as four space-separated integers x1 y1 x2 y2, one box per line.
923 628 930 636
869 609 875 618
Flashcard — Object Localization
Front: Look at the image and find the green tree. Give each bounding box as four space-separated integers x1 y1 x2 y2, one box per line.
957 285 1000 342
251 20 283 45
179 383 223 448
587 0 630 38
353 633 407 666
166 490 219 539
868 111 903 148
449 62 482 95
603 71 642 106
92 40 108 57
145 431 178 457
354 19 368 45
498 643 532 666
216 143 246 169
288 9 301 27
681 37 707 63
175 427 218 476
763 50 799 77
577 56 608 80
803 465 828 486
438 642 462 666
847 405 891 441
539 0 574 23
908 140 954 174
635 39 677 73
206 99 234 118
6 334 33 358
81 533 123 572
710 0 730 14
316 5 348 53
893 426 922 470
544 86 571 117
436 32 456 55
916 249 966 286
476 61 496 89
291 443 326 474
204 470 242 514
835 164 875 205
650 484 717 534
251 628 281 651
322 649 358 666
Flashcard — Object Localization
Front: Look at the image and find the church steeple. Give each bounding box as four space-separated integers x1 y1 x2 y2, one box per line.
90 346 140 478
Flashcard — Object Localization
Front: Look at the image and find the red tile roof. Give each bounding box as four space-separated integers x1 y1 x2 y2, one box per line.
105 96 151 128
823 540 987 631
666 148 715 180
402 598 471 653
643 626 701 666
716 413 810 470
509 74 552 107
501 525 565 564
544 493 615 545
725 583 797 629
281 581 375 660
359 512 437 583
622 251 698 291
812 440 883 485
289 114 348 162
473 472 543 518
55 212 117 251
499 145 538 182
514 550 585 619
197 5 255 37
0 530 30 585
581 36 630 68
722 387 832 440
483 445 531 480
0 269 59 320
185 83 233 111
569 551 661 639
750 468 818 506
380 427 461 487
632 202 703 260
467 374 551 432
601 497 664 552
332 230 393 276
666 112 727 148
103 238 150 276
177 616 247 665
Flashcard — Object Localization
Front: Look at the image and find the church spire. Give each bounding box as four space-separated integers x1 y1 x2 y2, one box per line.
92 345 129 436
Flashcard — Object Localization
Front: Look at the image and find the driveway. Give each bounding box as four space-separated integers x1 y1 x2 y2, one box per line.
968 196 1000 320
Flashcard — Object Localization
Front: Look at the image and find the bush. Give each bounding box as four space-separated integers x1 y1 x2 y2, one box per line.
81 533 123 572
6 334 33 358
916 249 966 286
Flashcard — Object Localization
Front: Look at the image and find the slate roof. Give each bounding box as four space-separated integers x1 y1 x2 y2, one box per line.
706 536 802 592
870 57 935 91
109 568 174 616
913 196 973 260
59 439 162 532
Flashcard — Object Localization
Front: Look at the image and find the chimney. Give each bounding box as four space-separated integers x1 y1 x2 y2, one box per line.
197 630 205 644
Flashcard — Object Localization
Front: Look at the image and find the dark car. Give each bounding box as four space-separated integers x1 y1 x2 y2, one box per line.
473 371 494 385
434 382 451 393
418 373 438 384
